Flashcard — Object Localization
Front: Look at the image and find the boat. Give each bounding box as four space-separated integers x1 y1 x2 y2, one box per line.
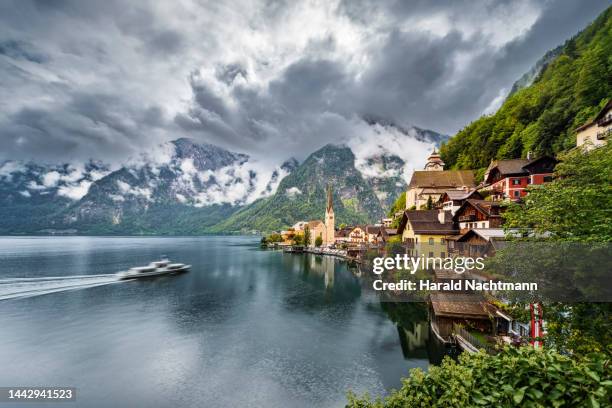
116 258 191 280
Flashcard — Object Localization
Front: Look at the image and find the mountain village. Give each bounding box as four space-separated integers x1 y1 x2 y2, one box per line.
264 99 612 355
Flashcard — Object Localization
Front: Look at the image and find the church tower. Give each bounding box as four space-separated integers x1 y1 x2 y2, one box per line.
424 148 445 171
324 184 335 246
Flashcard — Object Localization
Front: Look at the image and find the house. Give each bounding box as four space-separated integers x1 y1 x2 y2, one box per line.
397 209 458 258
437 189 483 215
576 99 612 150
377 228 399 243
365 225 382 244
481 156 557 201
453 199 504 233
381 218 393 227
348 226 367 244
447 228 509 258
406 150 475 209
334 226 353 245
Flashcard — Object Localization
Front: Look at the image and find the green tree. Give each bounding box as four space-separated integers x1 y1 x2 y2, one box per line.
504 143 612 242
315 235 323 247
501 143 612 355
303 225 311 247
347 348 610 408
426 196 433 210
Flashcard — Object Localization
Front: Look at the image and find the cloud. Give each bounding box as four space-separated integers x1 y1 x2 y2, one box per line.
0 0 609 167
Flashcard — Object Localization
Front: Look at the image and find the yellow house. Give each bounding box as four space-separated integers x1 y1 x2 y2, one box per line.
397 209 458 258
576 100 611 150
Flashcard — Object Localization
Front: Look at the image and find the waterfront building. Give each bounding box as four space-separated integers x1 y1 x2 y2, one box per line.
397 209 458 257
576 99 611 150
446 228 508 258
304 185 335 247
452 199 504 233
437 189 483 215
406 149 475 210
480 155 557 201
348 226 367 244
323 184 335 246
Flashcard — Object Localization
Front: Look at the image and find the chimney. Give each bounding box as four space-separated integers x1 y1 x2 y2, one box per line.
438 209 445 224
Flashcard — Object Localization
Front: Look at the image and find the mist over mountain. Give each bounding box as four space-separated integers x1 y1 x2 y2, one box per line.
0 121 445 234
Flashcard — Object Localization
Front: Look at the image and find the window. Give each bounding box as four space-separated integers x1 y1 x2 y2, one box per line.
428 237 434 245
440 252 445 258
428 252 434 258
481 223 485 228
512 179 521 185
440 238 445 244
514 191 520 197
543 176 553 182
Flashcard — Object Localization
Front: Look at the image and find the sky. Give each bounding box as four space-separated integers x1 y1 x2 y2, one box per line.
0 0 609 165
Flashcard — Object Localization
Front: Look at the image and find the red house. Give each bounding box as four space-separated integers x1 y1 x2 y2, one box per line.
481 156 557 201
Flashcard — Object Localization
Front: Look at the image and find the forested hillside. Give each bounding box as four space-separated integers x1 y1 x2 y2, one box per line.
440 6 611 173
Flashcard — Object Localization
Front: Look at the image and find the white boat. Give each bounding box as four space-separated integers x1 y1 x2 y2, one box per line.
116 258 190 280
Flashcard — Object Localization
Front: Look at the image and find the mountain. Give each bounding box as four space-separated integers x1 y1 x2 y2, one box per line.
1 121 445 234
440 6 611 173
508 45 564 97
210 144 385 233
0 138 291 234
0 161 110 234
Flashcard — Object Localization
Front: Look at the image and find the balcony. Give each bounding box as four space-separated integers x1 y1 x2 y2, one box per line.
458 214 476 222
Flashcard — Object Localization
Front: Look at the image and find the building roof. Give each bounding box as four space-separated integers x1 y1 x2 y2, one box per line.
365 225 382 235
397 210 458 235
439 189 483 202
484 156 557 184
453 199 503 221
307 220 324 228
408 170 475 189
576 99 612 131
335 227 353 237
485 159 530 177
430 293 492 319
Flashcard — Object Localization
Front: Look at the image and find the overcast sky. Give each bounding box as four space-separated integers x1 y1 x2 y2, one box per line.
0 0 609 164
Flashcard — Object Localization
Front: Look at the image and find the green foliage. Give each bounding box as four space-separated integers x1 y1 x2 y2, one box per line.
303 226 311 247
440 7 612 169
347 348 611 408
315 235 323 247
265 233 283 243
499 143 612 355
293 234 304 246
387 192 405 217
503 142 612 242
426 196 433 210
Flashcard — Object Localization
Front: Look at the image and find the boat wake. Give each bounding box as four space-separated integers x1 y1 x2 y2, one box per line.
0 274 123 301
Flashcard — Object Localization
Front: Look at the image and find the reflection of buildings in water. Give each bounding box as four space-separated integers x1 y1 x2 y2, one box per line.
308 255 335 288
397 321 429 357
323 256 334 289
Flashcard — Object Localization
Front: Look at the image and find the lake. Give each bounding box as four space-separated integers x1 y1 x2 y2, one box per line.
0 236 436 408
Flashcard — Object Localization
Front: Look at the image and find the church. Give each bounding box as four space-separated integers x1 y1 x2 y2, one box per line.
406 149 475 210
306 185 335 247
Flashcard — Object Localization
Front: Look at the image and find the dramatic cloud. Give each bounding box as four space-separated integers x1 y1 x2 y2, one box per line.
0 0 609 165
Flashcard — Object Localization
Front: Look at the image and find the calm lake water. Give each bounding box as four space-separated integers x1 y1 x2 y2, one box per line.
0 236 436 408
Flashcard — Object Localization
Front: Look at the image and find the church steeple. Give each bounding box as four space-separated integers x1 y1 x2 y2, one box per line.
324 184 335 246
424 148 445 171
326 184 333 212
